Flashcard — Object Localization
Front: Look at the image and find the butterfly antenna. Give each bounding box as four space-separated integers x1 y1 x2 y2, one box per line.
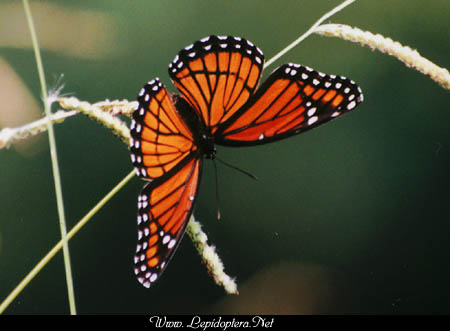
215 156 258 181
212 159 221 220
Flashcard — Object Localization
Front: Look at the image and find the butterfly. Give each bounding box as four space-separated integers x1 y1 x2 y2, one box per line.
129 35 363 288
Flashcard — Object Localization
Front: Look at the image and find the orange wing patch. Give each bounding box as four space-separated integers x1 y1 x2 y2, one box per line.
133 158 201 288
218 63 363 145
130 79 196 180
169 35 264 131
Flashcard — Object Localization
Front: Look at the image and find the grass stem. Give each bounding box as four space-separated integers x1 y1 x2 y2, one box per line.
264 0 356 69
22 0 76 315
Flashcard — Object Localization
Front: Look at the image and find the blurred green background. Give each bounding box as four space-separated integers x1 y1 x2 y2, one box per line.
0 0 449 314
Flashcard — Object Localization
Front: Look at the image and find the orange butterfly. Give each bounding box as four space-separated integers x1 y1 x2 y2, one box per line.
129 35 363 288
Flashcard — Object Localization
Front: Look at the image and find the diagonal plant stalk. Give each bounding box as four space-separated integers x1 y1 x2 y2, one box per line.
186 217 238 294
264 0 356 68
0 110 76 148
0 170 136 314
57 97 133 144
22 0 76 314
313 23 450 90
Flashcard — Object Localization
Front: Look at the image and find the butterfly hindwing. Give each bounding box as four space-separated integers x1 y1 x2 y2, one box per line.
169 35 264 131
215 63 363 145
130 78 197 180
134 157 202 288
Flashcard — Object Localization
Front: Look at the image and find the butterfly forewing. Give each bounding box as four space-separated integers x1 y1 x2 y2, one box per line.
169 35 264 131
134 157 202 288
130 78 197 180
215 63 363 145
